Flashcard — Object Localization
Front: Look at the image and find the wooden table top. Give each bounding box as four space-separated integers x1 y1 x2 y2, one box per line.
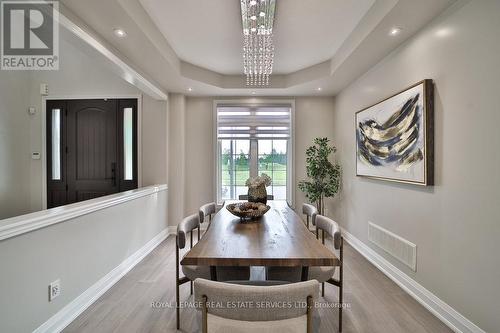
181 201 340 267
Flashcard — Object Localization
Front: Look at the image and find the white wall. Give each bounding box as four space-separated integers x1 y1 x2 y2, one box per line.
168 96 335 224
0 34 170 331
0 31 168 220
0 72 32 219
0 188 168 333
167 94 186 226
331 1 500 331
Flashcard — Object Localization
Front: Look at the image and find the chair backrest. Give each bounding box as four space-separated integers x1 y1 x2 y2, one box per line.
199 202 216 223
238 194 274 200
315 215 341 250
195 278 318 332
302 203 318 226
177 213 200 249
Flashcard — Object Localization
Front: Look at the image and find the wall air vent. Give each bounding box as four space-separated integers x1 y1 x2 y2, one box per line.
368 222 417 271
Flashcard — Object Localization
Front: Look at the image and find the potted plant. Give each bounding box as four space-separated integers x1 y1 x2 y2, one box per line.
245 173 272 204
298 137 341 215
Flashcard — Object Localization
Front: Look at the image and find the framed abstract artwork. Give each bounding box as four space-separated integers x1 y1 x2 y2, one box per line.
355 79 434 185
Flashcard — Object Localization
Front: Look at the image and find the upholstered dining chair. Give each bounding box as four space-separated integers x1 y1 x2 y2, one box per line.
238 194 274 200
176 214 251 330
312 215 344 332
194 278 319 333
176 214 208 330
302 203 318 230
199 202 216 230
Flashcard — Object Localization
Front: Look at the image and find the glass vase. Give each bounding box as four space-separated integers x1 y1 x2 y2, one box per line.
247 185 267 205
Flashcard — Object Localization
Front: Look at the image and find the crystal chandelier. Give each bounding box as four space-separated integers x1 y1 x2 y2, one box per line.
240 0 276 86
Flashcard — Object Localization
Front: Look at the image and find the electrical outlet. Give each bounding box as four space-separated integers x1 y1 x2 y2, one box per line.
49 279 61 301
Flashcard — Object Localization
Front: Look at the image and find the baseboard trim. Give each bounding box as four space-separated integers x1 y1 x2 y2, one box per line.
342 229 485 333
167 225 177 235
33 228 169 333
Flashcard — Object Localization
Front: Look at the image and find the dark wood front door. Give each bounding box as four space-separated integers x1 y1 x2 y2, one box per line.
47 99 138 208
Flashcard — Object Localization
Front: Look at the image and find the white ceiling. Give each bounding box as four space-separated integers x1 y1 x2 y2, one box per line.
60 0 456 97
139 0 375 75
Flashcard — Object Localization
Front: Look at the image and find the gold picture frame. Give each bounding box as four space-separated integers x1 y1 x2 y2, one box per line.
355 79 434 186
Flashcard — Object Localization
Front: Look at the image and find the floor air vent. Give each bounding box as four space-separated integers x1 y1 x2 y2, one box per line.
368 222 417 271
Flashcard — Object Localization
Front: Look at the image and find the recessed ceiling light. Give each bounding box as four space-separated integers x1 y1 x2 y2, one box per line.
436 27 452 38
187 87 193 92
250 15 257 20
317 87 322 91
259 12 265 17
251 91 256 95
389 27 402 36
113 29 127 38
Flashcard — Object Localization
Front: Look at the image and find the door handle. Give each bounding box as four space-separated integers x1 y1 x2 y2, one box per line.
106 162 117 186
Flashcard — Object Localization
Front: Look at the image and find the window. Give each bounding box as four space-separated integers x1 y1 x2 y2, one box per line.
51 108 61 180
123 107 134 180
258 140 287 199
216 103 293 203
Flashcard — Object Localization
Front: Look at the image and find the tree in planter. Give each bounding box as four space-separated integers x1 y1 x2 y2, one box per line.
298 137 341 215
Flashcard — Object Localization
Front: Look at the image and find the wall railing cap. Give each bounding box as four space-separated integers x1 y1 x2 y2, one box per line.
0 184 168 241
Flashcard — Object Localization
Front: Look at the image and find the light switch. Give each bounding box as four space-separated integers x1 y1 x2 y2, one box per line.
40 83 49 96
32 152 41 160
28 107 36 115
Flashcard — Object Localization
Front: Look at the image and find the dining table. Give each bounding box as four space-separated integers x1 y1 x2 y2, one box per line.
180 200 340 281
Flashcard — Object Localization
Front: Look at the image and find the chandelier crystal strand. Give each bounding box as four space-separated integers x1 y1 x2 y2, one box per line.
240 0 276 87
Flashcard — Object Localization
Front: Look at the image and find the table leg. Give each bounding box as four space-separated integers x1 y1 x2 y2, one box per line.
301 266 309 281
210 266 217 281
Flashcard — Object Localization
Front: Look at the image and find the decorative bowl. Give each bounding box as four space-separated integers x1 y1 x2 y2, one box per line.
226 202 270 220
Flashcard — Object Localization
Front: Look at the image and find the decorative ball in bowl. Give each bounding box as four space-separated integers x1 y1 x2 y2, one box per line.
226 202 270 220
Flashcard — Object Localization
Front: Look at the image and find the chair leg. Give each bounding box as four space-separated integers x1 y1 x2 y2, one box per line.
176 280 180 330
339 237 344 332
175 243 180 330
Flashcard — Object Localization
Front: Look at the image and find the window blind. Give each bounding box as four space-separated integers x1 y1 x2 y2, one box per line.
217 105 291 139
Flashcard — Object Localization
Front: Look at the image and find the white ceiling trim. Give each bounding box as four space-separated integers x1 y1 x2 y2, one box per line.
59 3 168 100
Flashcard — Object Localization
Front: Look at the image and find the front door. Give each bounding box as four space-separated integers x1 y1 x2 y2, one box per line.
46 99 138 208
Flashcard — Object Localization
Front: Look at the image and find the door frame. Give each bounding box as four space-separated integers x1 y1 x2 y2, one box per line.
41 95 143 210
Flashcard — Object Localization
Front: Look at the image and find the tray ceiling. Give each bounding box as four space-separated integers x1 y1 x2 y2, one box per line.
139 0 375 75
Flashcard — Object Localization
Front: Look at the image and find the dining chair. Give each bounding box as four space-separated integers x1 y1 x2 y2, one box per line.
194 278 319 333
176 214 251 330
176 214 208 330
238 194 274 200
302 203 318 230
312 215 344 332
199 202 216 230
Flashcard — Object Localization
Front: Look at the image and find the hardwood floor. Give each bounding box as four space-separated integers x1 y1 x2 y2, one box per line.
64 235 452 333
